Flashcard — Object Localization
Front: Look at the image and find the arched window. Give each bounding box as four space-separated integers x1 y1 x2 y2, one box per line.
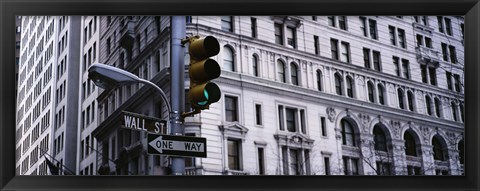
346 76 354 98
223 46 234 72
398 89 404 109
407 91 414 111
458 139 464 165
290 63 299 86
277 60 285 83
432 136 445 161
341 119 356 146
425 96 432 116
367 81 375 103
404 131 417 156
459 103 465 122
434 97 442 117
335 73 343 96
373 125 387 151
377 84 385 105
316 70 323 91
451 101 458 122
252 55 259 77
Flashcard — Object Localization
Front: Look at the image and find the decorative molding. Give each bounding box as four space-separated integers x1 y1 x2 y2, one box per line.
358 113 370 133
421 126 432 144
326 107 336 122
390 120 402 139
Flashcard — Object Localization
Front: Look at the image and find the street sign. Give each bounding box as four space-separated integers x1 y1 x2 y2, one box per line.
121 111 167 134
147 134 207 158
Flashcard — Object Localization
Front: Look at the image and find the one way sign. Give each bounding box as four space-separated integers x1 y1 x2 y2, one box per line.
147 134 207 158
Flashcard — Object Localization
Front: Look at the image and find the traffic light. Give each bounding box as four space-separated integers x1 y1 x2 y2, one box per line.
187 36 221 111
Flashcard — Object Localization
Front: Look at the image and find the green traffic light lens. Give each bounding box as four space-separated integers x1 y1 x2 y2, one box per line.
197 90 209 106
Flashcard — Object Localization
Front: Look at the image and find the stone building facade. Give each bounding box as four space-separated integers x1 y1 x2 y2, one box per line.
93 16 464 175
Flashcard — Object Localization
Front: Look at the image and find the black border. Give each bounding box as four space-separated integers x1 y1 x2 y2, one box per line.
1 0 479 191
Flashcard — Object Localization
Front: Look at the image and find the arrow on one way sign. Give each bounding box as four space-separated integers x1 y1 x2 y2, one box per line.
147 134 207 158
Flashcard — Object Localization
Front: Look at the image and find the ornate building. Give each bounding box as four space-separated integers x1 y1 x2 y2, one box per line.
93 16 464 175
17 16 464 176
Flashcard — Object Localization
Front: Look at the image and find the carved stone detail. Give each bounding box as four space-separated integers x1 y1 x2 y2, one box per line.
326 107 336 122
421 126 432 144
357 113 370 133
390 120 401 139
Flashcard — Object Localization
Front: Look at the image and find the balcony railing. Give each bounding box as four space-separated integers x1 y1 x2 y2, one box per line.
184 166 202 175
415 46 440 66
119 18 137 48
225 169 249 175
413 23 434 35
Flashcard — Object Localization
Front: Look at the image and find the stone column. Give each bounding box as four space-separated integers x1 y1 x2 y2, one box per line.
360 134 376 175
420 145 435 175
447 148 461 175
391 139 407 175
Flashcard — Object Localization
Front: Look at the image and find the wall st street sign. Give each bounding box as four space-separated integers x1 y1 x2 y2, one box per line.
147 134 207 158
121 111 167 134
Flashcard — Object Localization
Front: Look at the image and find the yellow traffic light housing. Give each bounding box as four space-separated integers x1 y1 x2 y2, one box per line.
185 36 221 113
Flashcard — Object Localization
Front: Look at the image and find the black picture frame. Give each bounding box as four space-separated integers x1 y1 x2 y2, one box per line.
1 0 479 191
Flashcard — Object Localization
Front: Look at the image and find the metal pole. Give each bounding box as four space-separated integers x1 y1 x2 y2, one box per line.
170 16 186 175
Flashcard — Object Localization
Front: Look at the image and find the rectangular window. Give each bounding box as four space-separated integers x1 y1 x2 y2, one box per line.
321 117 327 137
285 108 296 132
314 35 320 55
221 16 233 32
225 96 238 122
416 34 423 47
300 109 306 134
278 105 284 130
398 29 406 48
377 161 392 175
368 19 377 40
363 48 371 68
454 74 461 92
421 65 428 83
401 59 410 79
227 139 240 170
286 26 296 48
429 67 437 85
251 17 257 38
389 26 396 46
445 17 452 35
393 56 400 76
257 147 265 175
328 16 336 27
448 45 457 64
461 23 465 39
274 23 283 45
324 157 330 175
425 37 432 48
360 17 367 37
106 38 111 55
330 39 339 60
339 16 347 30
343 157 359 175
446 72 453 90
255 104 262 126
441 43 449 61
437 16 444 33
340 42 350 63
372 51 381 71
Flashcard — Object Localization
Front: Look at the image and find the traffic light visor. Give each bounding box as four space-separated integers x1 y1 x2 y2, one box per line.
189 59 221 82
191 82 221 106
189 36 220 60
